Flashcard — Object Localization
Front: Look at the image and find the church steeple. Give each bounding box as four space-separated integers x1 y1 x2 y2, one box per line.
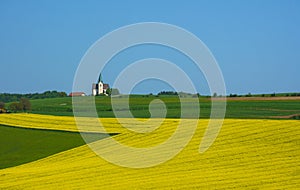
98 73 103 83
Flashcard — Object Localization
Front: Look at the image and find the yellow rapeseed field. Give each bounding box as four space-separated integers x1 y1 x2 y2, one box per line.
0 114 299 189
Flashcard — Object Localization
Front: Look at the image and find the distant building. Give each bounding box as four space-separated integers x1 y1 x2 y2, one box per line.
92 73 110 96
69 92 86 97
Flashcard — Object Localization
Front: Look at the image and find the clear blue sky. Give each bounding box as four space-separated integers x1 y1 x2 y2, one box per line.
0 0 299 95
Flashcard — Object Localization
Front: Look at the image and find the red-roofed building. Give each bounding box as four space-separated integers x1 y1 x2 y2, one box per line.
69 92 86 97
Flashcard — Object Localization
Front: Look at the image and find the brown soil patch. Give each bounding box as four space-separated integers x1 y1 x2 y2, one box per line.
269 114 300 119
212 96 300 101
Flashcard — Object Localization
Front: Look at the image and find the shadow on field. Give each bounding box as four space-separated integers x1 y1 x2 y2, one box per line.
0 124 116 169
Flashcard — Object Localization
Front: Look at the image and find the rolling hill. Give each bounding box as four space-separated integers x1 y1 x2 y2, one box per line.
0 114 299 189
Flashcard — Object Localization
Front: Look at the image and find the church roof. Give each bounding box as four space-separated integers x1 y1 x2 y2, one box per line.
103 84 110 89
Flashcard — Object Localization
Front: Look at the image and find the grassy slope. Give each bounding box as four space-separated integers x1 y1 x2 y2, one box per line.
0 119 299 189
29 96 300 119
0 124 109 169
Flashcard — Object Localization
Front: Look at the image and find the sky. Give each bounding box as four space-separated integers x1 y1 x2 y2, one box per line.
0 0 299 95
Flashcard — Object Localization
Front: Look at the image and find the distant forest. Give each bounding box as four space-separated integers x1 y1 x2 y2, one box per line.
0 91 67 103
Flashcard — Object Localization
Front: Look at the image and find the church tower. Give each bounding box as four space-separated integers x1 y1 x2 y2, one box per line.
97 73 104 95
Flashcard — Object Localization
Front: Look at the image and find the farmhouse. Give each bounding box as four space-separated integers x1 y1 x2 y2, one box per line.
92 73 110 96
69 92 86 97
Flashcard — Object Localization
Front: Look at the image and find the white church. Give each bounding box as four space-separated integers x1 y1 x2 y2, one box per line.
92 73 110 96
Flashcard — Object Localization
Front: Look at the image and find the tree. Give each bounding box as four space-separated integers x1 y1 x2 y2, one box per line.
8 98 31 112
9 102 23 112
110 88 120 96
0 102 5 113
106 88 120 96
20 98 31 111
106 88 112 96
59 92 67 97
0 102 5 109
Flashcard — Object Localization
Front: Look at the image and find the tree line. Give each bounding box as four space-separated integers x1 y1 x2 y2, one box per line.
157 91 178 96
0 91 67 103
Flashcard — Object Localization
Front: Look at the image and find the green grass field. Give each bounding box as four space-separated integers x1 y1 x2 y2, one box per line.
29 96 300 119
0 124 109 169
